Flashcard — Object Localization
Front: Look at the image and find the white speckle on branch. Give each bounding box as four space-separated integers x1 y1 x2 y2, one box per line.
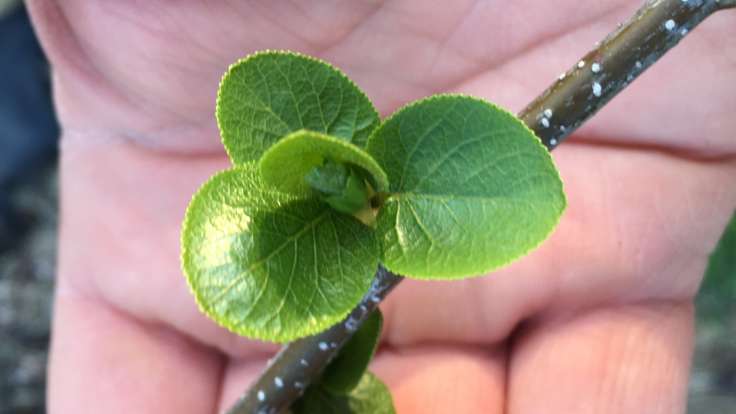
345 318 358 331
592 82 603 97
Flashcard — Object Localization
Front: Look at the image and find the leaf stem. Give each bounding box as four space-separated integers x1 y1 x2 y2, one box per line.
227 1 729 412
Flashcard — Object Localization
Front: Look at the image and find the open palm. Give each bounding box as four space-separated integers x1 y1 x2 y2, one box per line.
29 1 736 412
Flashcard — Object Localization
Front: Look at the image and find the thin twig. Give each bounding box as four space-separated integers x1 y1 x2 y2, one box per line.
227 1 732 412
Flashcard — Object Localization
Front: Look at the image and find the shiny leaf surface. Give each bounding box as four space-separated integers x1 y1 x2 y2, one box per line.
182 163 378 342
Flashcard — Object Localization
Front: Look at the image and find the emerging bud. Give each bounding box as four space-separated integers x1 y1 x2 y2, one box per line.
305 160 371 216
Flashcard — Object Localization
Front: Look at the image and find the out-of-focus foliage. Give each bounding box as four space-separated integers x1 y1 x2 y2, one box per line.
697 210 736 323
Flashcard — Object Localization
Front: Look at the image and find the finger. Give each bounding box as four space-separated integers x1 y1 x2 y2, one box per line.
56 135 278 358
218 344 507 414
507 301 693 413
30 1 645 153
456 3 736 154
381 144 736 346
26 0 387 153
48 286 223 413
372 345 506 414
57 125 736 355
322 0 634 113
217 356 269 413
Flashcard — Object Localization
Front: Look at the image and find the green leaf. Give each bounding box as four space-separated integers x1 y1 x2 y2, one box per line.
259 130 389 197
291 372 396 414
697 209 736 323
216 51 380 164
306 160 371 215
181 163 379 343
321 310 383 395
366 95 566 279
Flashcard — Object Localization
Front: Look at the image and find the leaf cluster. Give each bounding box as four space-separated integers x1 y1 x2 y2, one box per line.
182 50 566 343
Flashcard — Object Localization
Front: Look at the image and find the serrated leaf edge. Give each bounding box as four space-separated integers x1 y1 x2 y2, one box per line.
215 50 381 164
367 94 567 280
180 165 364 343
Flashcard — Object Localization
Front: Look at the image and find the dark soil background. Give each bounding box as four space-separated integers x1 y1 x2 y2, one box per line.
0 2 733 413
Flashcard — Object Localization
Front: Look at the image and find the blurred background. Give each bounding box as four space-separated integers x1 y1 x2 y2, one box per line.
0 1 733 412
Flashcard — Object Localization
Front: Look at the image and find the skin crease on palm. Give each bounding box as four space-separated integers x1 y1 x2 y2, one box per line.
25 0 736 412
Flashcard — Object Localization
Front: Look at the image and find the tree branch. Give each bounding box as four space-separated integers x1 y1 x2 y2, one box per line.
226 267 401 414
520 0 727 149
227 1 731 412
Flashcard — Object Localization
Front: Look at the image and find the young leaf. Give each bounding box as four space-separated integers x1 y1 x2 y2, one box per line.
290 372 396 414
259 130 389 196
306 160 370 215
216 51 380 164
181 163 379 343
367 95 566 279
321 310 383 395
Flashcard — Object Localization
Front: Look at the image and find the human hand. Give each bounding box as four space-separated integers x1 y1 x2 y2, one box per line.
28 1 736 412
